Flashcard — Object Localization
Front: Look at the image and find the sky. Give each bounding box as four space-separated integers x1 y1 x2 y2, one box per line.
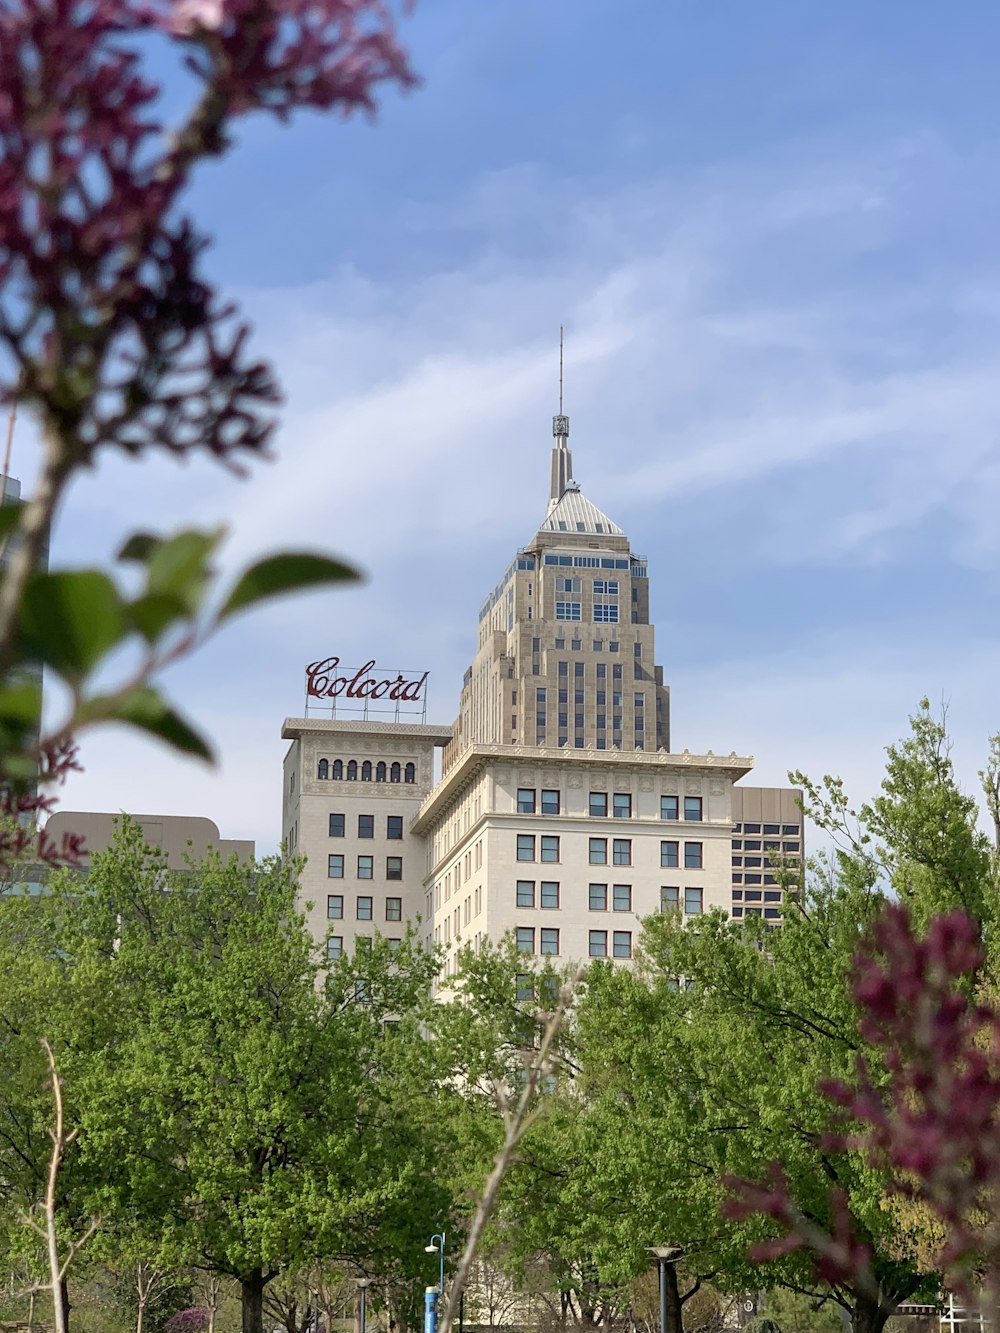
24 0 1000 852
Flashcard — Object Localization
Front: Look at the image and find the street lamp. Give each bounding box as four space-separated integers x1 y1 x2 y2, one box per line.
356 1278 370 1333
425 1233 445 1294
649 1246 683 1333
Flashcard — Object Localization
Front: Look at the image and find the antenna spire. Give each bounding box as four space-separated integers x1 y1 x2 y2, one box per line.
548 327 572 512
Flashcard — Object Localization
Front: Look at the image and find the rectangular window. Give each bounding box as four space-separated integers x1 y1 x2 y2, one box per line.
684 842 703 869
516 973 534 1001
329 813 345 837
328 854 344 878
613 930 632 959
763 824 780 835
357 895 373 920
387 815 403 840
589 791 608 817
516 880 535 908
684 797 703 822
516 927 535 954
684 887 704 915
613 793 632 819
517 788 536 814
744 823 761 834
386 896 402 921
589 883 608 911
589 930 608 957
558 660 568 676
784 841 801 853
744 839 761 851
555 601 582 621
358 855 374 879
540 881 560 909
661 841 679 868
593 604 619 623
661 886 679 912
613 884 632 912
660 795 679 821
327 894 343 919
386 856 403 881
613 838 632 866
517 834 535 861
358 814 374 839
326 936 343 960
589 837 608 865
575 661 585 677
596 663 606 678
541 789 560 815
540 835 560 863
782 825 800 836
593 579 620 595
540 928 559 956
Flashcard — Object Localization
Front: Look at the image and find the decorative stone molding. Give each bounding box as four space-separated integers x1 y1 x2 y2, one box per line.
709 780 725 796
661 777 678 793
639 775 654 792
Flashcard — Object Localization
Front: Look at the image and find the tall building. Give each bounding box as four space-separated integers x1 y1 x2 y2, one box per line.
281 409 800 966
445 413 669 769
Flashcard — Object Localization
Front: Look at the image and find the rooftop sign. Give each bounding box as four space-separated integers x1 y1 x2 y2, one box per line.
304 657 429 721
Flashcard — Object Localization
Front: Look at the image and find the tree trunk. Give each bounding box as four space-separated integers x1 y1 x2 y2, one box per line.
242 1270 266 1333
58 1275 71 1333
851 1292 892 1333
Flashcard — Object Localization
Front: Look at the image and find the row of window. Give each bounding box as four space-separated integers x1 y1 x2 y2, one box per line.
733 839 800 852
329 813 404 840
514 926 636 959
732 822 799 835
555 578 620 595
513 791 703 822
514 880 706 915
515 834 704 869
328 894 402 921
542 554 631 568
328 855 403 880
318 759 416 783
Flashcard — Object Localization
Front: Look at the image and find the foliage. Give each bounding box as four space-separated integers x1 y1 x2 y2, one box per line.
0 0 417 855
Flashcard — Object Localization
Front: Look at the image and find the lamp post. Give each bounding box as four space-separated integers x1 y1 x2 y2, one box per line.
649 1246 683 1333
424 1234 445 1333
357 1278 370 1333
425 1233 445 1295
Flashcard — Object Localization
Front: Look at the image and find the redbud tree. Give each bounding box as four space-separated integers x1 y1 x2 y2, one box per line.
0 0 417 859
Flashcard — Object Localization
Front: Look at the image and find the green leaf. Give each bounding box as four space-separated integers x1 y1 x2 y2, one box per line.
127 592 189 645
107 685 214 762
19 570 127 681
0 678 42 727
218 552 359 623
117 532 159 563
146 529 225 614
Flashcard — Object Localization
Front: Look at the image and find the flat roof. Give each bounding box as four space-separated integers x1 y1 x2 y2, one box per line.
282 716 455 744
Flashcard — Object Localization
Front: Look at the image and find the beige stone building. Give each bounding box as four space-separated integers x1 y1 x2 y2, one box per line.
281 409 801 966
44 811 254 869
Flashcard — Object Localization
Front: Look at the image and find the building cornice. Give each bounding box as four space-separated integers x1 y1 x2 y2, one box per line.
282 716 454 744
411 743 754 834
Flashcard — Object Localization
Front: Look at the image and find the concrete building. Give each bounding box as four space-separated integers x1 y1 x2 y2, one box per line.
45 811 254 870
281 408 801 966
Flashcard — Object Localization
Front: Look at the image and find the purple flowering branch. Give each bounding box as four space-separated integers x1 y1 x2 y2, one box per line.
724 904 1000 1302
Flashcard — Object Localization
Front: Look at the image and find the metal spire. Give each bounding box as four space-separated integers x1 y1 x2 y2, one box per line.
548 326 572 513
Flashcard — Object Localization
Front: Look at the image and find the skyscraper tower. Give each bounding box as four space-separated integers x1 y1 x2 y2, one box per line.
444 410 670 772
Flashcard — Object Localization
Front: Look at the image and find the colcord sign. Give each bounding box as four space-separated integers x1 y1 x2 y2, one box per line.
306 657 429 703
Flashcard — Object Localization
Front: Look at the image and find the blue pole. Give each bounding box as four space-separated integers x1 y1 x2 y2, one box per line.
424 1287 439 1333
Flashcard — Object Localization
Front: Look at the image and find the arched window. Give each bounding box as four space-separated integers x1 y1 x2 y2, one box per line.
376 762 386 783
404 762 416 784
361 760 372 782
332 759 343 780
390 762 401 783
347 760 358 781
317 759 328 780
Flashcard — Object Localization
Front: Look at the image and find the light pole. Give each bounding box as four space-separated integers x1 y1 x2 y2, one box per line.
649 1245 683 1333
424 1234 445 1333
357 1278 370 1333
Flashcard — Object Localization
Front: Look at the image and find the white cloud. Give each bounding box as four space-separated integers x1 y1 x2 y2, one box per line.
47 130 1000 848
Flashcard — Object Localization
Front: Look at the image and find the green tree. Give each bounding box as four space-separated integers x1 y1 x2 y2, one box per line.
554 704 1000 1333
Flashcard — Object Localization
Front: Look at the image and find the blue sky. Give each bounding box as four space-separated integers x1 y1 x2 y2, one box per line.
30 0 1000 849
